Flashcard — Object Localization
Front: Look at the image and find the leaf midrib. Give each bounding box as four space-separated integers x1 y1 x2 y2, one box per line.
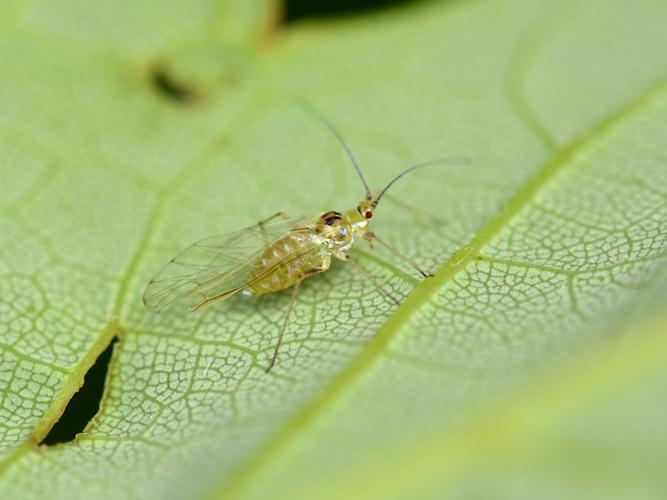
303 311 667 500
217 76 667 500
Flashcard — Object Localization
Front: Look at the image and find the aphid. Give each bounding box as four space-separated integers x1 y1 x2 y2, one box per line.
143 105 468 371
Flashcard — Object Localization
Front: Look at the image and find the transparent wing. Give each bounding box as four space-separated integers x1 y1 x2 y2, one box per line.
143 216 313 313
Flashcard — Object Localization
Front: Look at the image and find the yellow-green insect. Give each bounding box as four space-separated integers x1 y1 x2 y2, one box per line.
143 107 466 371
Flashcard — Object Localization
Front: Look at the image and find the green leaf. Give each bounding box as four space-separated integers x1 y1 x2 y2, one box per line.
1 0 666 499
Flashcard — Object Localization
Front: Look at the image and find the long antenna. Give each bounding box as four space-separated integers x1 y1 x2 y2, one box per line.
295 99 372 200
372 157 471 208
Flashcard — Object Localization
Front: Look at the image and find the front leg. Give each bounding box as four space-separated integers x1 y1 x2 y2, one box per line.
333 250 350 262
364 232 433 278
362 230 375 250
343 253 400 306
304 254 332 276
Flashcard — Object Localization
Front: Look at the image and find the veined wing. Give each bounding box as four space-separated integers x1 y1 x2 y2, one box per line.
143 215 315 313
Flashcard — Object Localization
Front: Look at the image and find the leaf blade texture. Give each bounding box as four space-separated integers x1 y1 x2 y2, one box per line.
0 0 666 499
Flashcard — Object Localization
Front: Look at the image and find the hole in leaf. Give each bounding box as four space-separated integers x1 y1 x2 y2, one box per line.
150 65 197 104
283 0 424 23
40 337 119 445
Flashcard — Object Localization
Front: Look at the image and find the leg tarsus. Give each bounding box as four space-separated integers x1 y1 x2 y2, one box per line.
368 233 433 279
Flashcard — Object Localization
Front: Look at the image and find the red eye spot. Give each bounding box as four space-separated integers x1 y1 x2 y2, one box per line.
365 211 373 219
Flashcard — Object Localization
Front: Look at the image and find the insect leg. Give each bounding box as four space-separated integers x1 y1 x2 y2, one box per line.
259 211 293 234
266 280 301 373
346 256 400 306
365 233 433 278
257 211 292 227
256 212 293 250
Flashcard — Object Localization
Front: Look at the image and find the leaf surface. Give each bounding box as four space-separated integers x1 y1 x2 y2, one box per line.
0 0 665 498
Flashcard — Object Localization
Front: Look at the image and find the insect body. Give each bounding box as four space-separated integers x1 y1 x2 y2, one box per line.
143 106 468 371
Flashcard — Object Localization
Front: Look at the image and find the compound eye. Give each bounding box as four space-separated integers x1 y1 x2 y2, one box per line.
365 211 373 219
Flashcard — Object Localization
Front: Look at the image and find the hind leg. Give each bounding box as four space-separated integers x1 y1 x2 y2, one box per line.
266 280 301 372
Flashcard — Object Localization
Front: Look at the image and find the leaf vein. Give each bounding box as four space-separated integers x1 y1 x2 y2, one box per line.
219 74 667 500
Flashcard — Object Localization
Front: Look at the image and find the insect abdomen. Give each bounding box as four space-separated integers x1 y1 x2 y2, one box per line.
248 234 328 295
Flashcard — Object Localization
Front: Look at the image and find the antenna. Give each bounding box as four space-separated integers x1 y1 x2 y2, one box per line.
372 157 472 209
295 99 372 200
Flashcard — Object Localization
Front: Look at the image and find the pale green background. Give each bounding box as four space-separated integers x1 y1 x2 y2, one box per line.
0 0 666 499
